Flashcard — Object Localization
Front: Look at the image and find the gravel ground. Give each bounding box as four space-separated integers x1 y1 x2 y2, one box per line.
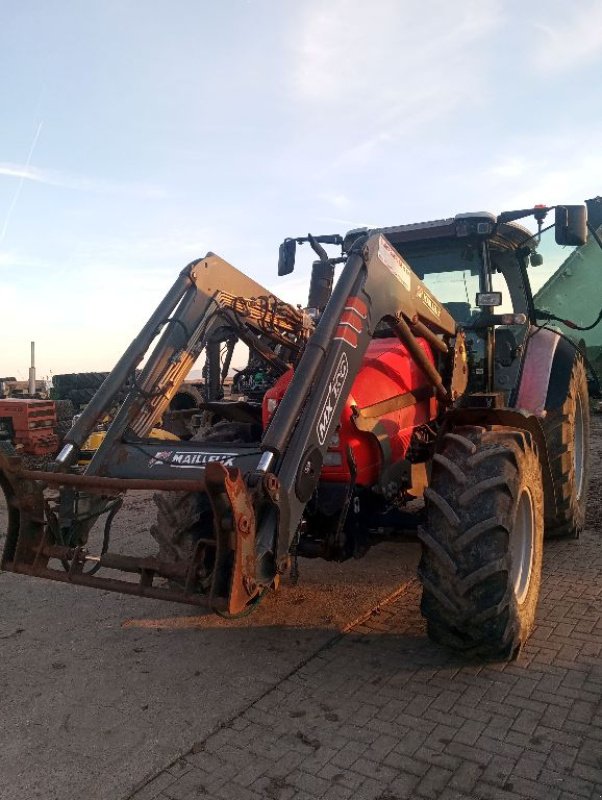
0 413 599 800
0 478 418 800
586 412 602 527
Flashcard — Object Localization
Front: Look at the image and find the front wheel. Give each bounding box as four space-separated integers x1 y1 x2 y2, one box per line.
150 421 260 591
418 426 544 660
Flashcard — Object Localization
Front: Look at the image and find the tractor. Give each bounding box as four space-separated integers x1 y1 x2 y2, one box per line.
1 198 599 660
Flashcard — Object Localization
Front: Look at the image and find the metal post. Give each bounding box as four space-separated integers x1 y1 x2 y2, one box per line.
28 341 36 396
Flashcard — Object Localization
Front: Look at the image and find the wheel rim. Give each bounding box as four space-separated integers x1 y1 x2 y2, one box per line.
574 391 585 501
511 489 535 605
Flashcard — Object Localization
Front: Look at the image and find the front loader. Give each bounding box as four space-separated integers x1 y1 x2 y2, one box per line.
1 199 599 660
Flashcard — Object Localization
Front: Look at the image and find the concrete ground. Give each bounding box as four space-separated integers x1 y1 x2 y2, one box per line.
1 417 601 800
0 496 418 800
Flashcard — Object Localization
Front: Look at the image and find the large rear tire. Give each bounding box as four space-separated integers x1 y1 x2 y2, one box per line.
542 357 590 539
418 426 544 661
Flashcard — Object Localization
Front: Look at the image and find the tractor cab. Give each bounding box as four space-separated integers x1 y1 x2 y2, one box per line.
340 198 602 397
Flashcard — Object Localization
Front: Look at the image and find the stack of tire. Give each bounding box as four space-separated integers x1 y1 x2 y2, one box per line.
52 372 206 439
54 398 75 443
52 372 113 410
53 371 145 409
52 372 140 444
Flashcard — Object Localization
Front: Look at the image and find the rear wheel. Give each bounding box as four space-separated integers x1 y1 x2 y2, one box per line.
418 426 544 660
542 357 590 538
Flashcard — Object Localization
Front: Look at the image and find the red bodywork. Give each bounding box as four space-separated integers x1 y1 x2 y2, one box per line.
263 338 438 486
0 398 58 456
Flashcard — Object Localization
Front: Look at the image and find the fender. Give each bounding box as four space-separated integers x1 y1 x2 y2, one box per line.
515 326 580 416
475 327 581 527
545 334 582 410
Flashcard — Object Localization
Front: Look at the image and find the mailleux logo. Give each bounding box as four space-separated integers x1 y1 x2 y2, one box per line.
149 451 237 468
317 352 349 445
416 285 442 318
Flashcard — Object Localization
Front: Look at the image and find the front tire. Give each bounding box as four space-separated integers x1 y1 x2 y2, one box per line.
418 426 544 660
150 421 259 590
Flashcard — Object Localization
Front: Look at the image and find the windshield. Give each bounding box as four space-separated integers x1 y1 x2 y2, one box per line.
398 241 482 324
398 240 516 323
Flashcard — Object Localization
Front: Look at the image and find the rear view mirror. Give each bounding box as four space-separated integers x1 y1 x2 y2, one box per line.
555 205 587 246
278 238 296 276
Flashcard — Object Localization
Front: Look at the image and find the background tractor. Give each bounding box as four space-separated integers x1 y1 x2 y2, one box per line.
1 197 599 661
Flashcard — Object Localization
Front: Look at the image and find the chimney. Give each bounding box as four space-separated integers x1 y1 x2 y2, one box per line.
28 341 36 396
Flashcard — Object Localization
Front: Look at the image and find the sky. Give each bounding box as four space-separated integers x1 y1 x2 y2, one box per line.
1 0 601 379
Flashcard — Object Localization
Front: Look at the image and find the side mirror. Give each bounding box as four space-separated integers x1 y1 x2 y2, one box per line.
555 205 587 246
278 238 296 276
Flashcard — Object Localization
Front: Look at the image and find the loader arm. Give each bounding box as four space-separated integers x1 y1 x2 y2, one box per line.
0 235 463 616
59 252 311 473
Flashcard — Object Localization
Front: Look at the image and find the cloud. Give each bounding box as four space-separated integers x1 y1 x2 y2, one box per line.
317 215 379 228
489 157 531 179
1 222 217 279
318 192 351 209
0 250 50 270
498 160 602 211
291 0 502 166
70 227 215 268
294 0 497 100
0 164 48 182
484 131 602 211
0 162 166 199
0 282 18 305
532 3 602 73
269 273 311 307
333 133 393 170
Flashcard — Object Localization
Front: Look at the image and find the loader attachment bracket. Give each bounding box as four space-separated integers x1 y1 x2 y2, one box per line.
0 450 262 615
204 461 261 615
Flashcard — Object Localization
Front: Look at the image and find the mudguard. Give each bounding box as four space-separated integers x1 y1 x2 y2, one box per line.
515 326 581 416
493 325 583 526
544 334 583 410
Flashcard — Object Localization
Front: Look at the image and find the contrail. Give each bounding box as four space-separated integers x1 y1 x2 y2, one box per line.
0 120 43 244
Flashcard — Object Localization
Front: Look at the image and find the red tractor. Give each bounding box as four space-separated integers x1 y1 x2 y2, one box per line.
1 199 598 660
